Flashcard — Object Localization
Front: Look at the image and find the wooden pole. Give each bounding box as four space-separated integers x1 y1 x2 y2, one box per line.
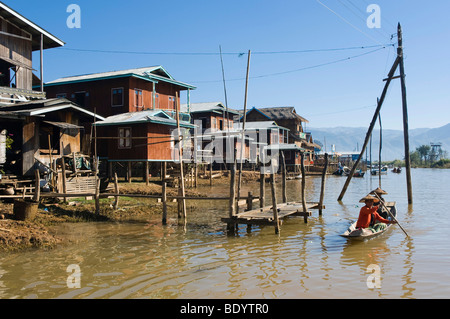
300 152 307 223
40 33 43 92
33 169 40 202
337 56 400 201
398 23 413 205
246 191 253 232
237 50 251 204
281 151 287 203
145 161 149 185
113 172 119 210
162 182 167 225
60 154 67 204
228 150 237 233
270 172 280 234
175 91 186 219
319 153 328 215
128 162 132 183
95 175 100 214
378 111 382 187
259 158 265 208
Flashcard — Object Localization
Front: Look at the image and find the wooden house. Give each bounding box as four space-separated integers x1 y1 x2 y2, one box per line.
44 66 196 119
0 98 104 176
0 1 64 105
181 102 238 133
94 109 194 167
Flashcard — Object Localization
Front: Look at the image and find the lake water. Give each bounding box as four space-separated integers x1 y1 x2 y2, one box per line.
0 168 449 299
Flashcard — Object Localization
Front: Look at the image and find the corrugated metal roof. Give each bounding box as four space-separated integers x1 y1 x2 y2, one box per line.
45 66 196 90
94 109 194 128
181 102 239 115
0 2 65 50
233 121 289 131
239 106 309 123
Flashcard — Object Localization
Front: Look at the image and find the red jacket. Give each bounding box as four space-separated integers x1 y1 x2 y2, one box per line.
356 205 391 229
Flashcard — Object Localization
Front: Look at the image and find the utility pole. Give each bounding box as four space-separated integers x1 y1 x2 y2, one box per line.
398 23 413 205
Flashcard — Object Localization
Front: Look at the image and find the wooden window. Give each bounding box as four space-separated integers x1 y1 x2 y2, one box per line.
118 127 131 149
112 88 124 107
134 89 143 108
168 96 175 110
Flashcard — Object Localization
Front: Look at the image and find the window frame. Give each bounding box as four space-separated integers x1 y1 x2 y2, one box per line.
112 87 124 107
118 127 132 149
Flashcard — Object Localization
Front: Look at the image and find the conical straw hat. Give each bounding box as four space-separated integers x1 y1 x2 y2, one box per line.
359 194 380 203
370 187 388 195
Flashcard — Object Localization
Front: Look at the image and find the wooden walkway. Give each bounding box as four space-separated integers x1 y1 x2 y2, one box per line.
222 201 323 226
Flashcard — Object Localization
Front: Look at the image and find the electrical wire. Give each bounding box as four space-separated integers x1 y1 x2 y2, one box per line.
192 46 390 83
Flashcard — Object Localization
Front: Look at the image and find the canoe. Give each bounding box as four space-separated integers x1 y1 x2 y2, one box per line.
340 202 397 240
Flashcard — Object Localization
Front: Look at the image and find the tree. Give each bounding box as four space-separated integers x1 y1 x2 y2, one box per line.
416 145 431 164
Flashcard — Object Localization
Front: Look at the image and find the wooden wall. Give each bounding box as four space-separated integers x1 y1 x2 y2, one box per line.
0 16 33 90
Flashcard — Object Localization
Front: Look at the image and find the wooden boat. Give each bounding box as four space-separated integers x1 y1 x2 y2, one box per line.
392 167 402 173
340 202 396 240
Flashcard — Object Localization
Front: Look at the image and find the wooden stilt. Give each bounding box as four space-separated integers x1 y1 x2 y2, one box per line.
300 152 307 223
113 172 119 210
33 169 40 202
281 151 287 203
270 172 280 234
319 153 328 215
162 182 167 225
227 153 236 233
145 161 149 185
128 162 132 183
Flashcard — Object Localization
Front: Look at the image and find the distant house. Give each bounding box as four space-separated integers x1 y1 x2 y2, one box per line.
181 102 238 133
0 1 64 105
94 109 194 164
44 66 196 119
0 98 104 176
241 107 308 146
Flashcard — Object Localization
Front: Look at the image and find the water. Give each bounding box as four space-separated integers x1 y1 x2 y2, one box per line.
0 168 449 299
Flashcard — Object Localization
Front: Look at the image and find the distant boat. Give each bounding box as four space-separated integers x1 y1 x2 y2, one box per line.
392 167 402 173
344 168 365 177
371 165 388 175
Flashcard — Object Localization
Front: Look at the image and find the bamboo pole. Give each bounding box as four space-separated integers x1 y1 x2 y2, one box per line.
398 23 413 205
319 153 328 215
237 50 251 204
228 151 237 233
145 162 149 185
337 56 400 201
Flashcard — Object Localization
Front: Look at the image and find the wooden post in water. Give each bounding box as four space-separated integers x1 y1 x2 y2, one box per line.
319 153 328 215
246 191 253 232
300 152 307 223
270 172 280 234
337 56 400 201
60 156 67 203
175 91 186 219
162 182 167 225
145 161 149 185
228 151 237 233
259 153 265 208
398 23 413 205
281 151 287 203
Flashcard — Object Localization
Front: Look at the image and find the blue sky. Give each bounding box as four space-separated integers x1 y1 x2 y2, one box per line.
5 0 450 130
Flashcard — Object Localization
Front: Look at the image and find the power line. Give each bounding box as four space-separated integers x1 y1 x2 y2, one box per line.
192 46 389 83
57 44 392 57
316 0 385 46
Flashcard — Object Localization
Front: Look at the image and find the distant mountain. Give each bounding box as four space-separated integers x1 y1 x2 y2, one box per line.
309 123 450 161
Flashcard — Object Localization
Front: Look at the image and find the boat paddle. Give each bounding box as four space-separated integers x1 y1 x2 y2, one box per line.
373 192 410 238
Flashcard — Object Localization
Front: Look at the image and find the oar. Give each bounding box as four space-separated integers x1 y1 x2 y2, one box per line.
373 192 409 238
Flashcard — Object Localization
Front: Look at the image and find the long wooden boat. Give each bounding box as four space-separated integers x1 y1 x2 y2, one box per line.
340 202 396 240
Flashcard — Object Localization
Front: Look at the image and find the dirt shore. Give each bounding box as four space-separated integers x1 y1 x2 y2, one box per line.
0 171 260 252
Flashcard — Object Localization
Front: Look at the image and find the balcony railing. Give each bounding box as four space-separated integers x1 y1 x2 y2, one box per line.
0 86 46 103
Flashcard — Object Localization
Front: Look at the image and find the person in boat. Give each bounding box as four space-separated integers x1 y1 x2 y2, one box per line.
370 187 389 219
356 195 396 232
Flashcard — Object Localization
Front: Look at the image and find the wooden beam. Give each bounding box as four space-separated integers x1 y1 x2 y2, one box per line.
337 56 400 201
